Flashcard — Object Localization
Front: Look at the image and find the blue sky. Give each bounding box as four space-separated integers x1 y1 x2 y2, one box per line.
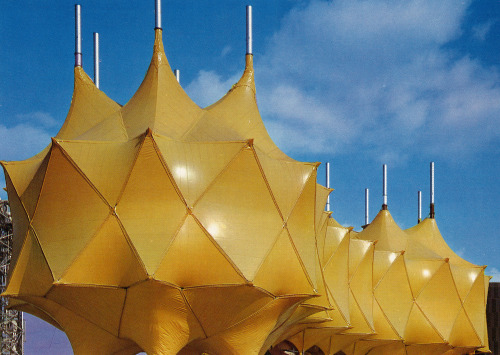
1 1 499 353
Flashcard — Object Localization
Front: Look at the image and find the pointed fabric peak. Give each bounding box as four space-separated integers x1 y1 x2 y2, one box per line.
234 55 256 94
406 217 477 267
56 66 121 140
188 54 293 161
121 29 204 140
356 209 407 252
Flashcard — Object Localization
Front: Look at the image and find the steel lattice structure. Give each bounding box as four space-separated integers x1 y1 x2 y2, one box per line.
0 200 23 354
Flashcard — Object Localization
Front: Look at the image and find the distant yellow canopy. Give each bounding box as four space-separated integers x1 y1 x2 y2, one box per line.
1 21 489 355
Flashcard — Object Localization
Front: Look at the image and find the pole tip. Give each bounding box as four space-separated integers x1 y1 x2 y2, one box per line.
246 5 253 55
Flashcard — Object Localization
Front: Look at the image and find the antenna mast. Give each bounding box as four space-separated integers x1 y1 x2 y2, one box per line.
75 4 82 67
382 164 388 210
326 162 330 211
246 5 252 55
155 0 162 30
93 33 100 88
430 162 435 218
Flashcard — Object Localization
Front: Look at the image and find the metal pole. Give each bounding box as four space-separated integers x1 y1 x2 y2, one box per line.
174 69 180 83
326 162 330 211
382 164 388 210
246 5 253 55
75 4 82 67
93 32 100 88
155 0 162 29
365 188 369 225
418 190 422 223
430 162 435 218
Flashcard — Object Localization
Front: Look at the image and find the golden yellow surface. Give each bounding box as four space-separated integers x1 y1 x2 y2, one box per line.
1 27 489 355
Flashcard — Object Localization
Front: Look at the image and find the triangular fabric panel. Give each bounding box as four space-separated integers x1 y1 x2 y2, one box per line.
22 294 140 355
121 31 203 140
286 173 318 289
344 290 374 334
255 147 315 221
11 302 62 330
449 264 482 301
405 238 444 260
349 239 373 280
323 224 349 265
154 135 246 207
416 263 462 341
19 153 50 219
406 218 476 267
373 251 399 286
357 210 407 252
46 285 126 336
193 147 283 280
184 296 305 355
404 303 444 343
3 173 30 281
60 215 147 287
1 149 48 198
1 151 50 220
463 270 487 346
253 229 314 296
323 231 350 323
75 110 129 142
448 306 482 347
374 254 413 337
315 184 331 231
199 55 290 161
154 215 245 286
117 135 187 274
31 144 110 280
4 230 53 297
316 212 330 260
183 285 272 337
349 243 374 331
405 258 444 297
305 258 331 308
323 295 350 329
371 300 401 340
56 67 121 140
120 280 204 354
58 138 140 206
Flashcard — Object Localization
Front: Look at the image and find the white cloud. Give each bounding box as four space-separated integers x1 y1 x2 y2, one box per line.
185 70 240 108
0 124 51 162
488 267 500 282
220 45 232 58
16 111 58 128
472 21 494 41
185 0 500 163
0 124 51 200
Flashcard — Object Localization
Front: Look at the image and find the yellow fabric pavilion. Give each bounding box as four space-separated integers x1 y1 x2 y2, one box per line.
0 7 490 355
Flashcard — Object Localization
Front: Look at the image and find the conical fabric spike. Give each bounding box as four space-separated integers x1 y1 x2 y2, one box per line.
56 67 122 140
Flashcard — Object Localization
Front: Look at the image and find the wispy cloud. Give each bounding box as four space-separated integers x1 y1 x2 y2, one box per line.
220 45 232 58
488 267 500 282
187 0 500 163
472 21 494 41
16 111 58 128
0 123 51 199
185 70 240 108
0 124 50 162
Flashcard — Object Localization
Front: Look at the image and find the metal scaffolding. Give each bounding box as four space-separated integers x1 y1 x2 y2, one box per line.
0 200 24 354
